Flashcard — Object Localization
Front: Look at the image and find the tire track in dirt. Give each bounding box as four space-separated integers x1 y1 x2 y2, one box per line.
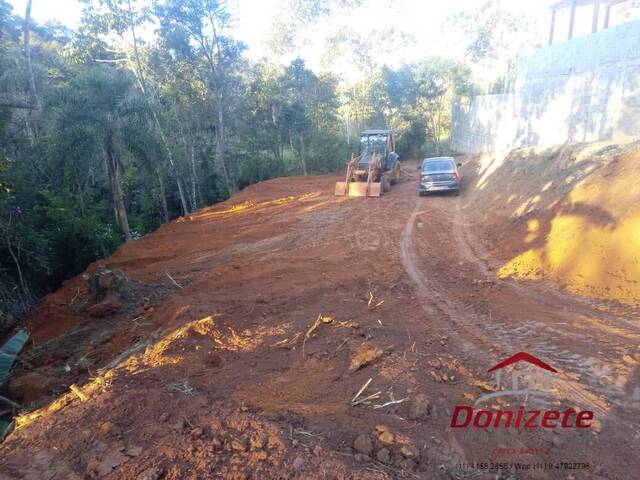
399 192 615 417
410 189 632 400
399 198 499 361
393 170 640 433
399 195 556 479
453 198 640 415
449 202 640 475
397 188 640 478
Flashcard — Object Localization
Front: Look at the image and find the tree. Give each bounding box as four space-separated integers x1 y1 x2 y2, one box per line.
22 0 40 111
265 0 365 56
54 66 142 241
155 0 245 195
80 0 191 215
0 1 36 110
414 58 473 153
281 59 316 175
450 0 542 92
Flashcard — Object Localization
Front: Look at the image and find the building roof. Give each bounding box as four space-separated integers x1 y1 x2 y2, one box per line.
487 352 558 373
550 0 624 10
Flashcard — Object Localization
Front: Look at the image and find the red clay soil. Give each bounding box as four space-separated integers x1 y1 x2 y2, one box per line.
1 151 640 480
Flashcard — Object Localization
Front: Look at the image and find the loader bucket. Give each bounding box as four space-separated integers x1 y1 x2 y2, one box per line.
334 181 349 196
334 181 381 197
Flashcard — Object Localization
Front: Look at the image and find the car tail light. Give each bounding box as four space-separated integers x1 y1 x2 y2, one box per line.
421 175 430 182
452 171 459 180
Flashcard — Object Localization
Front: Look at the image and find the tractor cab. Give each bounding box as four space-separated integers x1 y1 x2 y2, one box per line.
358 130 396 170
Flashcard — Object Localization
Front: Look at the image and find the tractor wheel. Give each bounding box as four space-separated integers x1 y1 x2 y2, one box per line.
390 163 400 185
381 176 391 193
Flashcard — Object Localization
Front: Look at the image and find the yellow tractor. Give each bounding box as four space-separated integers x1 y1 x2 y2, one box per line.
334 129 400 197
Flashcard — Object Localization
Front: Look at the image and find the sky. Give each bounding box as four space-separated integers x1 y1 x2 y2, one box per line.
5 0 636 82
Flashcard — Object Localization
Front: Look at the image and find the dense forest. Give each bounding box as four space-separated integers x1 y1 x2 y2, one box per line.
0 0 537 332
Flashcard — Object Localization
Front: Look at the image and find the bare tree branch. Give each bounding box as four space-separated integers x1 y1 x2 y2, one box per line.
94 58 128 63
23 0 41 111
0 98 38 110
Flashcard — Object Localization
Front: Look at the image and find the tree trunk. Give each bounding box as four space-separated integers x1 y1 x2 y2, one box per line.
23 0 40 111
435 106 443 154
138 88 188 217
23 115 35 146
271 104 284 162
204 22 235 195
345 113 351 145
156 168 169 223
190 143 201 209
124 0 189 217
6 238 29 297
112 163 132 242
178 122 199 211
105 137 132 242
299 133 308 176
150 116 189 217
77 178 86 217
275 131 283 163
215 91 234 194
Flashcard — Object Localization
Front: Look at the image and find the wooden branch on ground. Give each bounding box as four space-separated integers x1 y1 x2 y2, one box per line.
352 391 381 406
70 384 88 402
165 271 184 289
373 397 409 409
351 378 372 404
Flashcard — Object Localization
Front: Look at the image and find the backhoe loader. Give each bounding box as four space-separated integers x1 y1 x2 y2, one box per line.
334 129 400 197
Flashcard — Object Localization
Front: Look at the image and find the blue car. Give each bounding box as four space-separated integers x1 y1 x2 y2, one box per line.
418 157 462 196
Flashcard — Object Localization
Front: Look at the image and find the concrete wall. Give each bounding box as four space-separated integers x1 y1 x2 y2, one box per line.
451 19 640 153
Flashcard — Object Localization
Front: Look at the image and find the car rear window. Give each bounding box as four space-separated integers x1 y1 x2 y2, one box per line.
422 160 454 172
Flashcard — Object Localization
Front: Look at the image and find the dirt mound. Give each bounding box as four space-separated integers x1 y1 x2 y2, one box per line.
2 173 459 479
7 266 177 405
461 140 640 306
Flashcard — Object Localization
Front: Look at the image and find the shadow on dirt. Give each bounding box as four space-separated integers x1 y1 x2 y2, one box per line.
458 140 640 306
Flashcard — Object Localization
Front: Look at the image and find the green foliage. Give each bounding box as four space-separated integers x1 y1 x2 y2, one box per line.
0 329 28 384
395 120 427 159
42 191 120 283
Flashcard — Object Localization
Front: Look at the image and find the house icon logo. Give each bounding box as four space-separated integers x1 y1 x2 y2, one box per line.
475 352 558 407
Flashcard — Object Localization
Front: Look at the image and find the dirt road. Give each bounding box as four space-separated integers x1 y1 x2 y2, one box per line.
1 159 639 479
400 168 640 478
